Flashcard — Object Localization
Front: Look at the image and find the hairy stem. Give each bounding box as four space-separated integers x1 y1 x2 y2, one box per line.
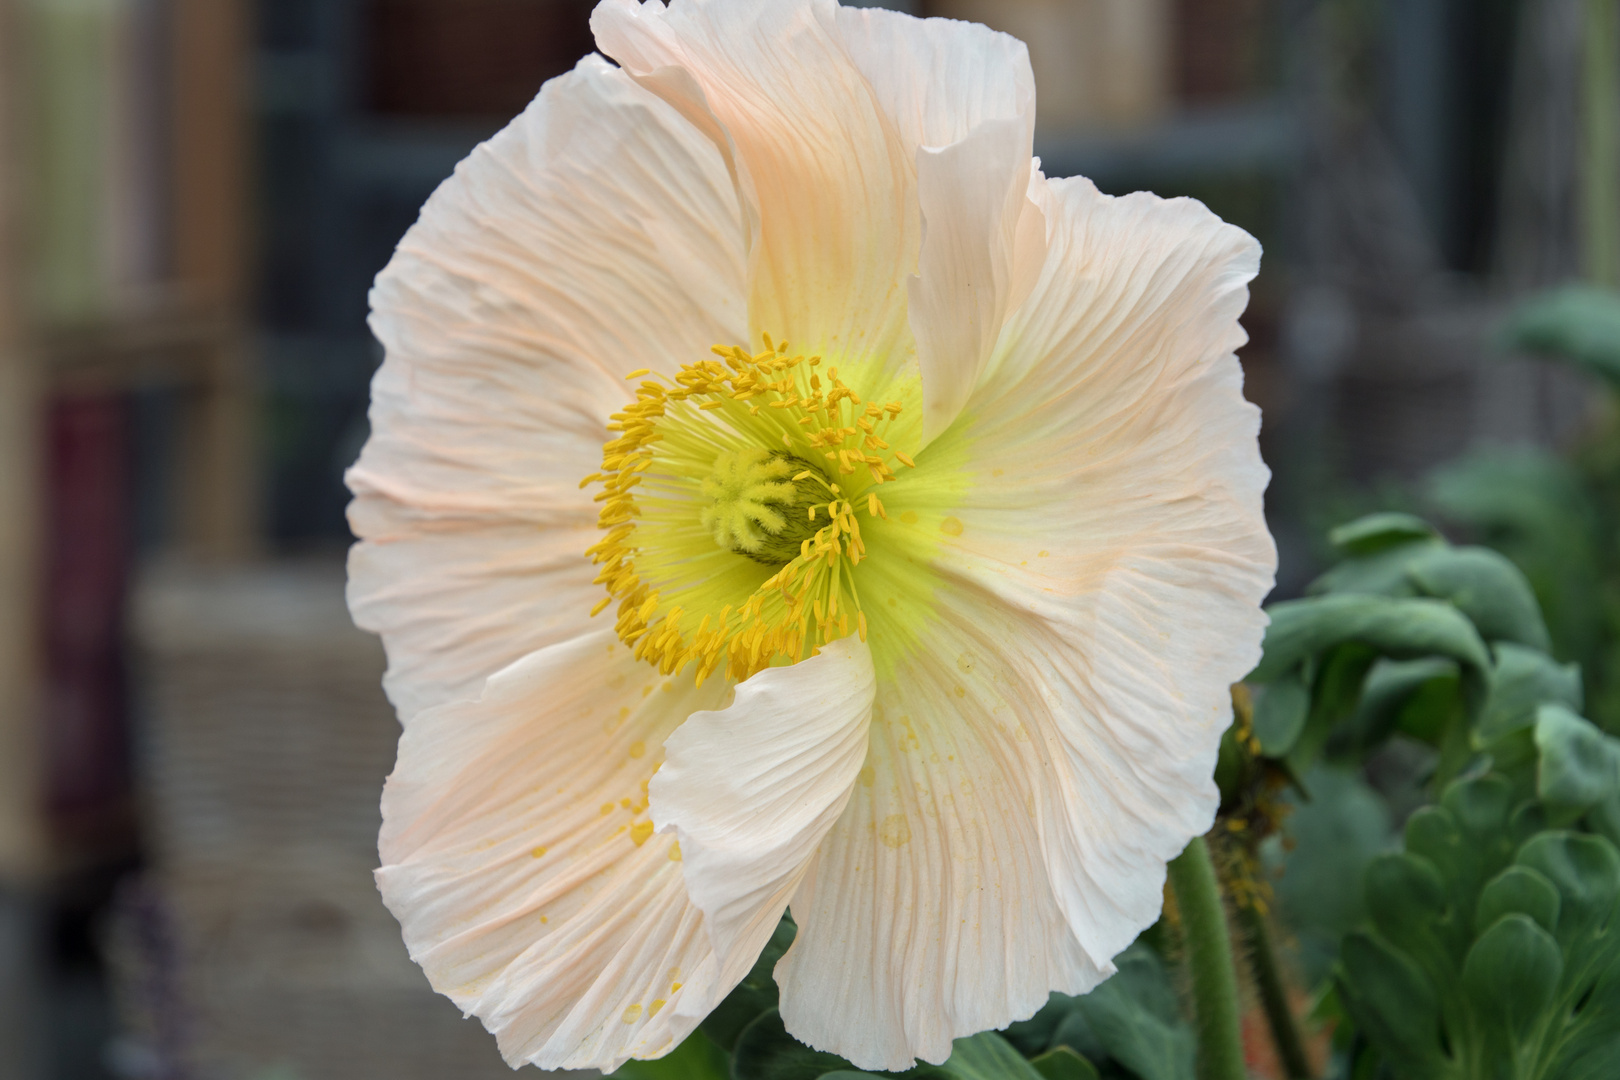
1237 901 1313 1079
1168 835 1247 1080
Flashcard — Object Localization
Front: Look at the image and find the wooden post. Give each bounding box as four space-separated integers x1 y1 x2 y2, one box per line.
171 0 256 559
0 0 43 887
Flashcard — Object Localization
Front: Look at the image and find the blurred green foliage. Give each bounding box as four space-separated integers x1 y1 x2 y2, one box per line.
1429 287 1620 731
1248 507 1620 1077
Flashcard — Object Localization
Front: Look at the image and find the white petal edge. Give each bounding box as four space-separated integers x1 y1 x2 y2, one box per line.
776 175 1274 1067
926 174 1275 967
347 54 745 722
591 0 916 367
775 655 1101 1070
649 635 875 1019
376 630 736 1071
833 4 1048 444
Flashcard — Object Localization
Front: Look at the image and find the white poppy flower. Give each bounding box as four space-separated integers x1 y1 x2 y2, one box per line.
346 0 1276 1071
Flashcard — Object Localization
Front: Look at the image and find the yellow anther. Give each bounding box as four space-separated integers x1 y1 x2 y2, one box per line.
583 336 913 681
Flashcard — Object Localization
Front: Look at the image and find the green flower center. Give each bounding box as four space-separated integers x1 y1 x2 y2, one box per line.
700 449 829 565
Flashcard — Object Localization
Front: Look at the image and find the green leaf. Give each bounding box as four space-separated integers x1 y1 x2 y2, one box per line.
1252 595 1489 687
1291 643 1379 770
937 1032 1045 1080
1427 447 1603 676
1267 766 1393 985
1405 545 1551 651
1027 1047 1099 1080
611 1029 730 1080
1336 657 1458 753
1475 642 1584 742
1514 831 1620 947
1068 946 1195 1080
1461 913 1563 1039
1328 512 1441 556
1475 865 1561 937
731 1010 854 1080
1047 1009 1108 1065
1337 931 1446 1073
998 992 1077 1058
1536 704 1620 817
1363 853 1446 955
1308 538 1443 598
1500 285 1620 386
1251 672 1310 757
702 916 796 1050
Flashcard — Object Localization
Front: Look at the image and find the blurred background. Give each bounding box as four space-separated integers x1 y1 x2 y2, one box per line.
0 0 1613 1077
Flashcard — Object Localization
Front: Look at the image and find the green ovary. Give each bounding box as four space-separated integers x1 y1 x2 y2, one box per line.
700 448 828 565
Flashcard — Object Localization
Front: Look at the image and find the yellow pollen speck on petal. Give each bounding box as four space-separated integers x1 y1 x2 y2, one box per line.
878 815 912 848
668 841 682 861
671 981 683 993
620 797 632 809
630 820 655 846
622 1004 643 1023
628 740 646 759
650 999 666 1016
1038 550 1050 558
530 846 547 858
940 516 964 537
954 685 966 698
600 803 614 816
540 915 548 923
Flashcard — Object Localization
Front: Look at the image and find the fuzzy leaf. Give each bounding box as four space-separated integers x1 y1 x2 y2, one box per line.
1475 643 1584 742
1252 672 1310 756
1028 1047 1100 1080
1475 865 1561 937
1501 285 1620 386
732 1010 853 1080
1535 705 1620 816
937 1033 1046 1080
1252 595 1489 687
1461 913 1563 1039
1068 946 1194 1080
1329 513 1441 556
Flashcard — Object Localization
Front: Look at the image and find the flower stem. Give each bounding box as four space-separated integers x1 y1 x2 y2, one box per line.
1167 835 1246 1080
1236 901 1313 1079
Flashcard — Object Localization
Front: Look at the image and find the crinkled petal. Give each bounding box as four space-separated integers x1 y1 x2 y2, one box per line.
777 175 1274 1067
776 658 1099 1070
347 54 746 721
949 178 1274 965
592 0 915 369
376 631 735 1071
649 635 874 1019
592 0 1047 422
834 4 1046 443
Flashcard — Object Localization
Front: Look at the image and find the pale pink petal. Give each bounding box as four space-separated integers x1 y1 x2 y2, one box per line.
942 177 1273 967
347 54 746 721
776 656 1100 1070
835 4 1047 443
649 635 874 1018
376 631 735 1071
591 0 917 368
776 176 1273 1066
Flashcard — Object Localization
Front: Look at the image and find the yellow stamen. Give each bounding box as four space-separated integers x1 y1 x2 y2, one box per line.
584 338 915 681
